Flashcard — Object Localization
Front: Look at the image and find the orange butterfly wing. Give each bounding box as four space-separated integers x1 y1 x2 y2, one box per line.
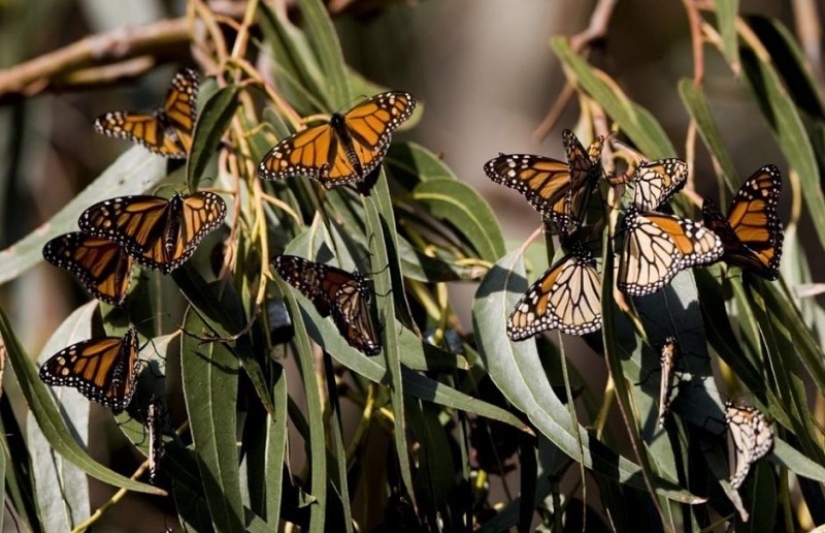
94 69 199 158
702 165 783 280
508 241 601 340
39 328 141 410
259 91 416 188
78 192 226 274
43 232 134 306
618 210 724 296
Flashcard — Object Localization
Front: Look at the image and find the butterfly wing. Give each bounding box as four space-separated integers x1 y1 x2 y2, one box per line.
725 402 774 489
631 158 688 212
508 242 602 340
484 154 572 218
39 328 141 410
618 210 724 296
331 277 382 355
259 91 416 188
79 193 225 274
556 130 604 234
703 165 783 280
94 69 199 158
657 337 680 428
273 255 335 316
43 232 134 306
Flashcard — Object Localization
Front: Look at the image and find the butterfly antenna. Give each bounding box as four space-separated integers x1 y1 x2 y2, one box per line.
179 305 261 346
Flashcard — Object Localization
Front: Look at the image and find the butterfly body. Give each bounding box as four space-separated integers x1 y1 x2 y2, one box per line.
43 232 134 306
259 91 416 188
79 192 226 274
702 165 783 280
39 328 141 410
618 209 724 297
507 240 602 340
94 69 199 159
273 255 380 355
657 337 680 428
484 130 603 234
725 401 774 489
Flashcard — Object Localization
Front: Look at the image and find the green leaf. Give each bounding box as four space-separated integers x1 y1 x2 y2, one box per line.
265 366 288 525
0 146 167 285
552 37 675 159
187 85 239 190
715 0 740 75
28 302 95 531
386 142 457 184
411 179 506 263
678 80 739 192
274 277 327 532
181 306 245 532
739 46 825 252
295 0 350 109
0 306 163 495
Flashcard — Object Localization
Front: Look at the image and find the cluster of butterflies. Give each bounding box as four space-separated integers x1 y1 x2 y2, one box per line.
36 68 779 491
39 69 227 414
656 337 774 489
485 130 784 341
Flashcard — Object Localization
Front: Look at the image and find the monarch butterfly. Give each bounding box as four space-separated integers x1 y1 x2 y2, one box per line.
618 209 724 296
147 397 168 485
702 165 783 280
725 401 774 489
273 255 381 355
657 336 681 428
94 69 199 158
630 158 688 212
39 328 141 411
507 240 601 340
78 192 226 274
259 91 416 189
42 232 134 306
484 129 604 234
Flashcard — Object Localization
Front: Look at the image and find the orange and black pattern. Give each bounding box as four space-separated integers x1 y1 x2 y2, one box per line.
94 69 199 158
273 255 380 355
78 192 226 274
39 328 141 411
259 91 416 188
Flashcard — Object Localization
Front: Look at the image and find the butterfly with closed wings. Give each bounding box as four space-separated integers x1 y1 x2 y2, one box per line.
39 328 141 411
43 232 134 306
657 336 681 428
94 68 199 159
259 91 416 189
484 129 604 235
78 191 226 274
702 165 783 280
508 239 602 340
725 401 774 489
273 255 381 355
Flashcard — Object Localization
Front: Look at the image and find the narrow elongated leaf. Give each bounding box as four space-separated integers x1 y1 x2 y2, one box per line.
275 277 327 532
552 38 675 158
295 0 350 109
187 85 239 190
715 0 740 74
740 46 825 251
0 146 166 284
387 142 457 184
181 306 244 532
412 179 506 263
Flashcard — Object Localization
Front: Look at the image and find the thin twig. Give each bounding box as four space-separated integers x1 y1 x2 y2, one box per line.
0 18 191 100
535 0 619 141
791 0 825 89
681 0 705 86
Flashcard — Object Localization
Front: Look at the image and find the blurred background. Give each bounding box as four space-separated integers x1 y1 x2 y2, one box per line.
0 0 822 530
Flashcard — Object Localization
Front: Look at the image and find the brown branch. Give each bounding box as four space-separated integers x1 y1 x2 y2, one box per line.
536 0 619 141
791 0 825 89
0 18 191 100
682 0 705 85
